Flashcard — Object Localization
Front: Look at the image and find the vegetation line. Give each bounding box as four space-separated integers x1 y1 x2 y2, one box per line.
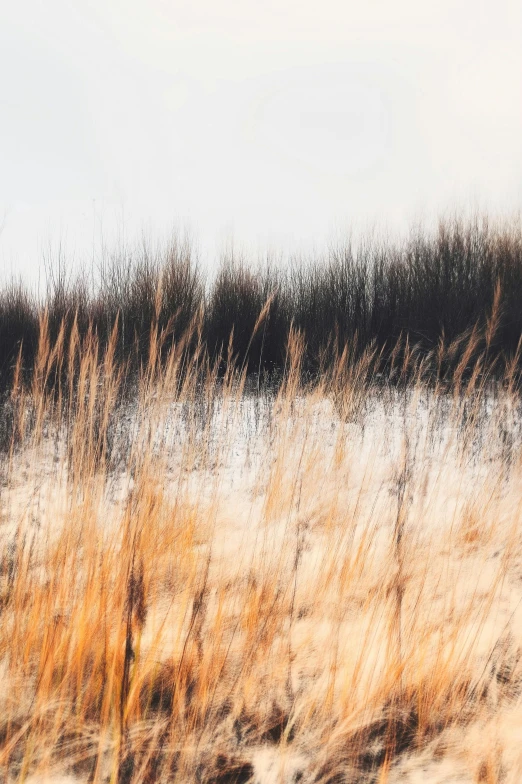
2 215 522 390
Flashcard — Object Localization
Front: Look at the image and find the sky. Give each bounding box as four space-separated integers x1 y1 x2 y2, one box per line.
1 0 521 283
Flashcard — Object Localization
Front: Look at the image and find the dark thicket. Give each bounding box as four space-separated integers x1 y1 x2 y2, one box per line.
1 216 522 389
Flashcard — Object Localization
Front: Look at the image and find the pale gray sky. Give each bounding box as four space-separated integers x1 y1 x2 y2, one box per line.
1 0 521 281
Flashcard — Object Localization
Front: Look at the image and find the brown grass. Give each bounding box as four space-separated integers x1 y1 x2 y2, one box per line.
1 317 522 783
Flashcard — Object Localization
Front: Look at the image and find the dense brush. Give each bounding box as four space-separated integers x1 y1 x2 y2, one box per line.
2 215 522 390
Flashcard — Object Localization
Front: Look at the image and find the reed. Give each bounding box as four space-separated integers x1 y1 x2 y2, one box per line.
1 307 522 782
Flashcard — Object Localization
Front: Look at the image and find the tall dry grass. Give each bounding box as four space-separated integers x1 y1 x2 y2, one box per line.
1 311 522 782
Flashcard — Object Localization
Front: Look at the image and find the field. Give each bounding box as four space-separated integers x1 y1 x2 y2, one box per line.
3 218 522 782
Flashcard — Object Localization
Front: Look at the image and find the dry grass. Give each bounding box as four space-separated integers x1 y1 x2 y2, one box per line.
2 317 522 783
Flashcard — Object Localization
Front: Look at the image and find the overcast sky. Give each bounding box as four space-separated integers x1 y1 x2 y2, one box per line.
1 0 521 282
